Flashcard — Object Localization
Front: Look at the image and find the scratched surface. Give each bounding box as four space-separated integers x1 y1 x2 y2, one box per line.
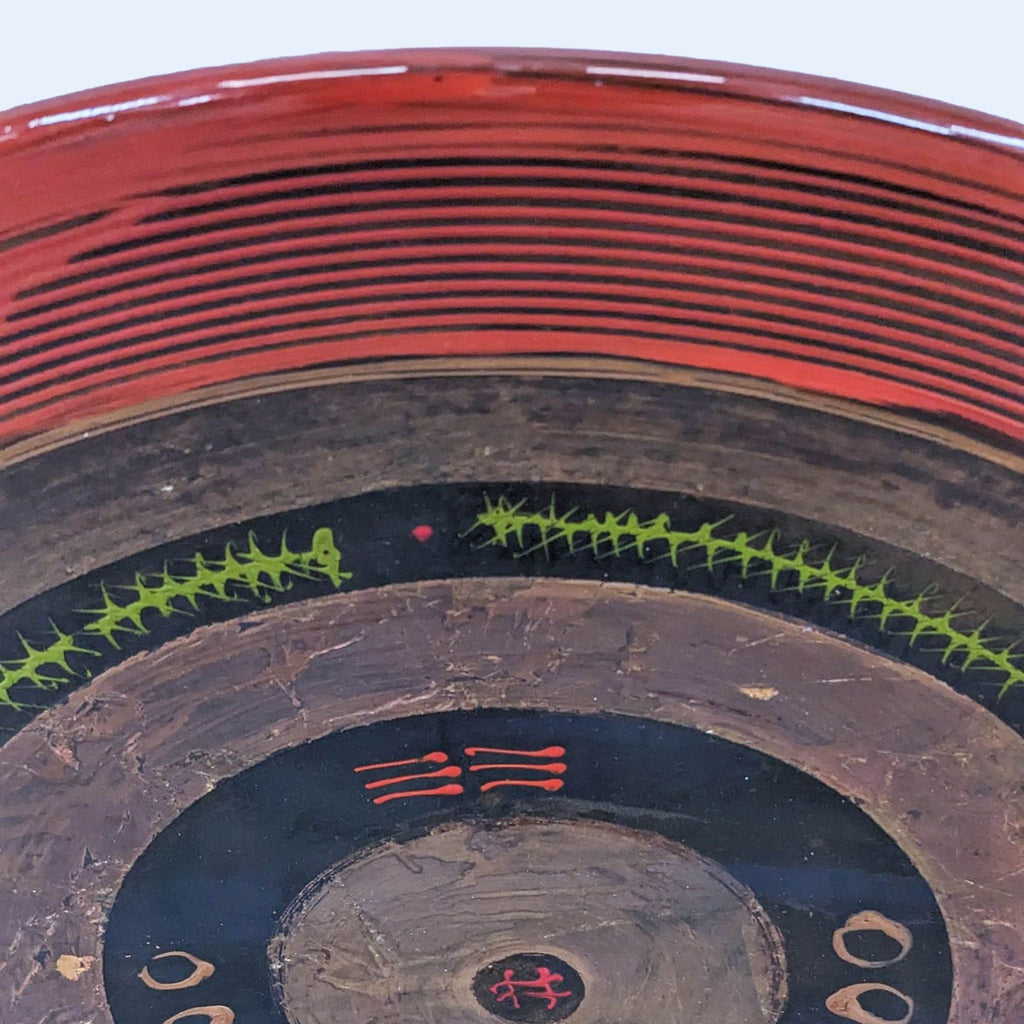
1 56 1021 1022
271 820 786 1024
0 377 1022 1024
4 376 1024 622
103 705 945 1024
0 580 1018 1022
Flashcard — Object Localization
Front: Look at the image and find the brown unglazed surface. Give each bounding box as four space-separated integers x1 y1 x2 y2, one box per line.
0 579 1020 1023
0 49 1021 1024
2 374 1022 619
271 819 786 1024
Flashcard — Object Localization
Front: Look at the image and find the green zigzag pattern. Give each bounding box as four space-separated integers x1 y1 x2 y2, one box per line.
0 528 350 709
471 495 1024 697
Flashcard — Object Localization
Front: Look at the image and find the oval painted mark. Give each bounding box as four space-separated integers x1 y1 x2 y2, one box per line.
833 910 913 968
138 951 215 991
826 983 914 1024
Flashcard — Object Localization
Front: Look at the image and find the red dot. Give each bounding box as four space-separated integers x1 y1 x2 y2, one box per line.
411 524 434 543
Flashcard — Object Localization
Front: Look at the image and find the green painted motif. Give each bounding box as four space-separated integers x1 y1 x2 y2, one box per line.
470 495 1024 697
0 528 349 708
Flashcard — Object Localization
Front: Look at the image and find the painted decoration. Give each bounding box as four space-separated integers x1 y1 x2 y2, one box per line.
0 49 1021 1024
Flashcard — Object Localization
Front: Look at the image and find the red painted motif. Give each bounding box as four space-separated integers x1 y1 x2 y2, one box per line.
355 742 569 804
355 750 463 805
371 783 465 806
464 746 566 758
490 967 574 1010
466 745 568 794
354 751 448 772
362 765 463 789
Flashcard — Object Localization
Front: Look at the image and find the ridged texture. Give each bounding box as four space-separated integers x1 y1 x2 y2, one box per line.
0 53 1021 445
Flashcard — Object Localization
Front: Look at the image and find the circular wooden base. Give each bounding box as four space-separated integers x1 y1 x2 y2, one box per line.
272 819 785 1024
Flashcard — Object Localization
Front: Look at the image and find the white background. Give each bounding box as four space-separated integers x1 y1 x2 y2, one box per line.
1 0 1022 124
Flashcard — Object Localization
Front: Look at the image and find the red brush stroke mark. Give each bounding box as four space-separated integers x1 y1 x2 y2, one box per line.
363 765 463 789
469 762 566 775
465 745 565 758
372 783 464 805
480 778 564 793
410 524 434 543
354 751 448 772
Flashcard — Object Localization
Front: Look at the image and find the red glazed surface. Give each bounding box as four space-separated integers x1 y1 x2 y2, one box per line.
1 50 1021 446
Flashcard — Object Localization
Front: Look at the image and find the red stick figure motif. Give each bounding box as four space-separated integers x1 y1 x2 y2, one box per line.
489 967 573 1010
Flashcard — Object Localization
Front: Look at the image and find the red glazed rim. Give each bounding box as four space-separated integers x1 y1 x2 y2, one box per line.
1 49 1021 454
